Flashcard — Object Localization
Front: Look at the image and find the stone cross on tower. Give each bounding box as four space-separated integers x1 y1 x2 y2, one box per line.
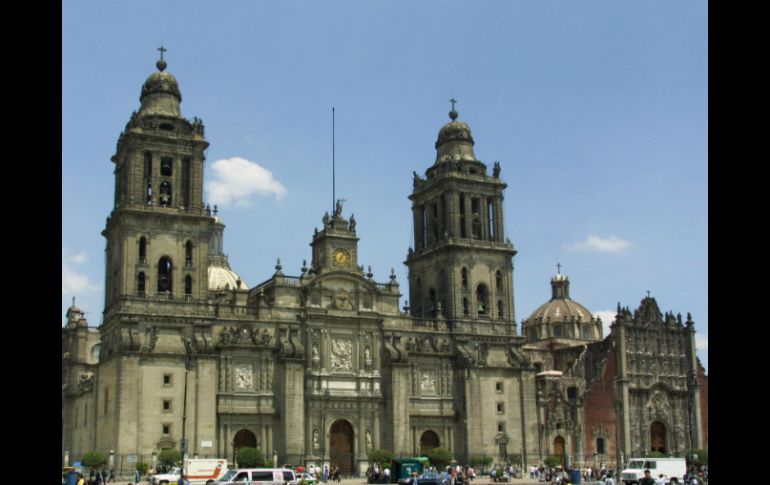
158 45 167 60
449 98 458 120
556 262 562 274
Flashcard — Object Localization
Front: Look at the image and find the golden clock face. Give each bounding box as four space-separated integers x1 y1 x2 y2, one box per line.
333 248 350 266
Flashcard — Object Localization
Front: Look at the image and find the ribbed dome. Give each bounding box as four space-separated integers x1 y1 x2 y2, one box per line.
208 260 247 291
138 59 182 117
522 273 602 343
528 298 593 323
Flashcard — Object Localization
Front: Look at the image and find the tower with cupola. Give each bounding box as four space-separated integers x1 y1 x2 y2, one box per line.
406 102 517 325
102 51 213 310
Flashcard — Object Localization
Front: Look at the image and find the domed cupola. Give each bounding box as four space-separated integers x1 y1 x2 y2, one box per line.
522 268 603 344
138 49 183 118
435 100 478 164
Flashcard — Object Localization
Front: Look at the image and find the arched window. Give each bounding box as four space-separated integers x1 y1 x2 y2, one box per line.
498 300 504 319
139 237 147 263
463 297 469 316
137 272 146 296
596 437 606 455
415 278 422 317
144 152 152 204
157 257 173 294
476 284 489 316
650 421 666 454
182 157 191 209
160 157 173 177
487 198 495 240
472 219 482 239
185 275 192 298
159 182 172 207
185 241 193 266
429 288 437 317
461 268 469 291
495 270 503 292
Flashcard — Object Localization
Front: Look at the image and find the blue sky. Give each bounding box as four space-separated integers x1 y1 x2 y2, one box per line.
62 1 708 370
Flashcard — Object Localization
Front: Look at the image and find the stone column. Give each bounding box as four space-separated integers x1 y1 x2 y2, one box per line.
464 194 472 239
374 412 381 451
447 190 459 238
687 320 703 449
282 361 305 460
494 196 504 243
480 197 489 241
616 322 631 469
390 365 412 455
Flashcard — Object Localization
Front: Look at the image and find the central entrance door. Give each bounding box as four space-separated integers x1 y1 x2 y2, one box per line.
233 429 257 465
420 430 440 455
330 420 354 476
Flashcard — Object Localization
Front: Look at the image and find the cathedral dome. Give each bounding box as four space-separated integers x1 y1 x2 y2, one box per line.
528 296 593 323
139 58 182 117
208 260 247 291
523 273 602 342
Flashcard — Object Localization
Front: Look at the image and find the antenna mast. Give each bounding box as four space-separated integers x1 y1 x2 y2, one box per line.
332 106 337 213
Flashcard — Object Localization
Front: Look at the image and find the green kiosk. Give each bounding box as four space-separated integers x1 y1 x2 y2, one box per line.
389 458 424 483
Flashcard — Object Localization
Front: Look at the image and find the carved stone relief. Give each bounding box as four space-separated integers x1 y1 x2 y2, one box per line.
420 369 437 394
331 338 353 370
235 364 254 390
330 289 354 310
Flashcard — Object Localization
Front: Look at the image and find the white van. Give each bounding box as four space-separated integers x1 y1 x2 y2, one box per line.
187 459 229 485
152 459 229 485
620 457 686 484
213 468 296 485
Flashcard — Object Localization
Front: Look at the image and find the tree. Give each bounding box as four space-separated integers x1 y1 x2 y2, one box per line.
469 456 493 474
646 451 666 458
544 456 561 469
687 449 708 467
426 447 453 470
368 449 395 468
136 462 149 475
237 447 268 468
158 449 181 467
82 451 108 472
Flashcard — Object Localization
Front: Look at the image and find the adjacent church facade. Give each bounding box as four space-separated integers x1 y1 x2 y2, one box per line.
61 57 707 475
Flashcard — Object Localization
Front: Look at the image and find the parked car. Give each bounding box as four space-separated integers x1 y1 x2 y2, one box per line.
296 472 316 485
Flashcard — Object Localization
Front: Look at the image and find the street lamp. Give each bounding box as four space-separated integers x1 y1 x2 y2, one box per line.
181 342 193 481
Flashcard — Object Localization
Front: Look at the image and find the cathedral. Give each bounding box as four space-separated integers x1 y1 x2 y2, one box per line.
61 55 707 476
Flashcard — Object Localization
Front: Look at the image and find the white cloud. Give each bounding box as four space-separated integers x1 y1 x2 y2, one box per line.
62 248 99 296
70 251 88 264
569 234 632 253
206 157 287 207
695 334 708 352
593 309 617 338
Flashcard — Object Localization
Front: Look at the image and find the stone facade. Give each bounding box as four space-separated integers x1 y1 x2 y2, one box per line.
61 58 707 474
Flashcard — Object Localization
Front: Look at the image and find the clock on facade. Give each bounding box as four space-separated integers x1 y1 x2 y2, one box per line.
333 248 350 266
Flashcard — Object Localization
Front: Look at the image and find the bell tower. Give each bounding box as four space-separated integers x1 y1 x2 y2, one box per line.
405 102 517 322
102 50 213 311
